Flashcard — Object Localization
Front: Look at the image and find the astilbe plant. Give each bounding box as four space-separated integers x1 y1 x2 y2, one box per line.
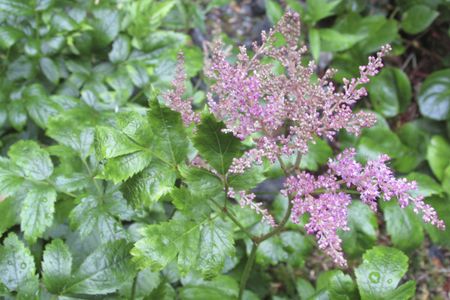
165 10 444 287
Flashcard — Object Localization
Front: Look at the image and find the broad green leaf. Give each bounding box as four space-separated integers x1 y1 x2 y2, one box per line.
133 218 233 278
405 172 443 197
424 196 450 246
109 34 131 63
316 270 357 300
418 69 450 121
305 0 341 24
443 166 450 196
24 83 61 128
0 198 18 236
20 184 56 243
426 135 450 181
319 29 364 52
358 19 398 54
7 100 27 131
65 240 136 295
341 201 378 257
193 114 244 175
42 239 72 294
91 9 120 47
0 233 36 291
122 158 176 207
96 126 144 159
9 140 53 180
296 278 315 300
228 165 266 191
126 63 150 88
179 275 238 300
265 0 283 24
300 138 333 171
309 28 320 61
40 57 60 84
100 150 152 184
119 268 161 299
116 111 153 146
0 158 24 197
7 56 35 81
382 201 424 252
179 166 223 199
256 236 288 267
355 247 415 300
401 5 439 34
0 0 33 16
0 26 24 49
148 100 189 166
69 196 127 243
368 67 412 117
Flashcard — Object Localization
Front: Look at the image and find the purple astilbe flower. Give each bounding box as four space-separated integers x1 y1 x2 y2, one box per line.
283 149 445 266
228 187 276 227
163 54 200 126
204 11 389 173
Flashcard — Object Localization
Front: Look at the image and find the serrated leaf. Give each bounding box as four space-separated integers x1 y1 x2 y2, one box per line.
316 270 357 300
193 114 245 175
148 100 189 166
64 240 136 295
179 275 238 300
20 184 56 243
228 165 266 191
54 172 90 193
0 158 24 197
0 0 33 16
109 34 130 63
355 247 415 300
96 126 144 159
40 57 60 84
24 83 60 128
341 201 378 257
91 9 120 48
69 196 127 243
126 63 150 88
116 111 153 146
9 140 53 180
133 218 234 278
0 233 36 291
382 201 424 252
0 26 24 49
101 150 152 184
179 166 223 199
42 239 72 294
0 198 18 236
122 158 176 207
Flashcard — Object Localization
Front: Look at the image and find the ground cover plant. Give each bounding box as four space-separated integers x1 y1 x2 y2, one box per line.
0 0 449 299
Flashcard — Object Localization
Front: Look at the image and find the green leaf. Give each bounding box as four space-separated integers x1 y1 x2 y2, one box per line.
193 114 244 175
179 275 239 300
358 19 398 54
42 239 72 294
405 172 444 197
265 0 283 24
96 126 144 159
319 29 364 52
355 247 415 300
424 196 450 247
0 26 24 49
305 0 341 24
119 268 161 298
179 166 223 199
368 67 412 117
309 28 321 61
148 100 189 166
24 83 61 128
116 111 153 147
91 9 120 47
341 201 378 257
7 56 35 81
316 270 357 300
65 240 136 295
109 34 131 63
418 69 450 121
426 135 450 181
101 150 152 184
296 278 315 300
0 158 24 197
69 196 127 243
20 184 56 243
133 218 233 278
401 5 439 34
255 236 288 267
122 158 176 207
0 0 33 16
40 57 60 84
8 140 53 181
127 63 150 88
382 201 424 252
300 138 333 171
0 233 36 291
228 165 266 191
0 198 18 236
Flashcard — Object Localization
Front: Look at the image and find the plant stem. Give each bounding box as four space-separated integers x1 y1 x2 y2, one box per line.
255 196 293 243
130 274 138 300
210 198 255 240
239 242 258 300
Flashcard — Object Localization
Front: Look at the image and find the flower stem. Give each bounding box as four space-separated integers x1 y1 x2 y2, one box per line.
239 242 258 300
130 274 138 300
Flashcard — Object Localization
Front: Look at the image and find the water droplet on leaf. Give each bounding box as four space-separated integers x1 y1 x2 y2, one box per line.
7 260 13 265
20 262 27 269
387 279 393 284
369 272 380 284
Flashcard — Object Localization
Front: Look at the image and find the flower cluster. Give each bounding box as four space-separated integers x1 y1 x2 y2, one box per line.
164 11 445 266
205 11 389 173
283 149 445 266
